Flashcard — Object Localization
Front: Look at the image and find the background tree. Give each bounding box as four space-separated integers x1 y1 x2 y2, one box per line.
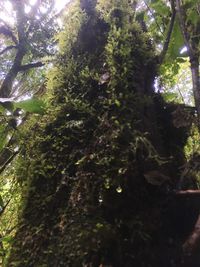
0 0 59 98
0 0 66 262
143 0 200 122
0 0 58 168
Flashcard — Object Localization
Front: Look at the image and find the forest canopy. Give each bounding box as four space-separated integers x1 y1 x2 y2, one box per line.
0 0 199 266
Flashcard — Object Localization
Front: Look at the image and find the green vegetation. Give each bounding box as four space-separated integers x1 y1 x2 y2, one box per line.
0 0 199 266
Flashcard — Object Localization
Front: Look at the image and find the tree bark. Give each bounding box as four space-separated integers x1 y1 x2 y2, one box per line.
190 58 200 125
183 214 200 254
176 1 200 258
176 0 200 124
6 1 195 267
0 47 26 97
176 190 200 197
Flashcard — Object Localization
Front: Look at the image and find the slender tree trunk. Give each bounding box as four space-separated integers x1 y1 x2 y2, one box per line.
176 0 200 126
0 48 26 97
190 58 200 126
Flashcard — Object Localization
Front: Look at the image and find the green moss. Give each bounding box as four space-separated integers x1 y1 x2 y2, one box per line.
7 1 190 267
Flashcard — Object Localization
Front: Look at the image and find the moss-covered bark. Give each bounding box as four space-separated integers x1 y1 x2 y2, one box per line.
7 1 195 266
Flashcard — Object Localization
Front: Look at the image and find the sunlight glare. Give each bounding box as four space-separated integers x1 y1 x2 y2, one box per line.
4 1 12 13
180 46 187 54
0 0 70 23
55 0 70 13
0 1 15 25
25 5 31 14
29 0 37 6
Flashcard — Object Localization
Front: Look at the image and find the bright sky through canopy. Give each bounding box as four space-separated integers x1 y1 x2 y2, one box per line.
28 0 70 13
54 0 70 12
0 0 70 24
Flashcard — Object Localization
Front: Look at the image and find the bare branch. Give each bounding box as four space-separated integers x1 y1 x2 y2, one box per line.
19 61 44 72
0 45 17 56
0 151 19 175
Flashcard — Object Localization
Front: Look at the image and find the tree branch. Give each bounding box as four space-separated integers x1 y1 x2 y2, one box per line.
0 26 18 44
12 0 26 44
0 151 19 175
0 46 26 97
0 45 17 56
0 199 11 217
19 61 44 72
0 1 27 98
175 190 200 197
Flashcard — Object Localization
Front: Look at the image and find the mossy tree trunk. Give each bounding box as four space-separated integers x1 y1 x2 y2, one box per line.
7 1 196 266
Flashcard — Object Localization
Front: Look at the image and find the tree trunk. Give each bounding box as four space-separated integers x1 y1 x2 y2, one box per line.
7 1 196 266
190 58 200 126
176 0 200 125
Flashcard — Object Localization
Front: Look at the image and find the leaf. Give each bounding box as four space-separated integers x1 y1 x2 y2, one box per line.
176 57 187 63
162 92 178 102
0 104 5 113
150 1 170 16
0 235 14 243
167 19 185 59
115 99 121 107
136 11 145 22
14 98 46 114
186 8 200 26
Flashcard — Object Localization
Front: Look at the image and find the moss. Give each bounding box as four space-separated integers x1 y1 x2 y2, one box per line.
7 1 190 267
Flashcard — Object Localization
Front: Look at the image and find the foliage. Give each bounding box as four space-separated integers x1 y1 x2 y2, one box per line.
183 125 200 187
139 0 200 119
0 1 65 264
160 59 194 105
0 167 22 266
